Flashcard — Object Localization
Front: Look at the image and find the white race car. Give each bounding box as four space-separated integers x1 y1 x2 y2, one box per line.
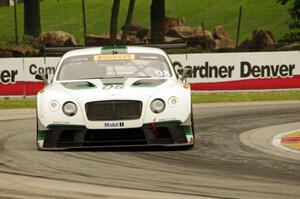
36 46 194 150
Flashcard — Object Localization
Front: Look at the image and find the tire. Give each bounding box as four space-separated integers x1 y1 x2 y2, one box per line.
182 106 195 150
36 109 43 151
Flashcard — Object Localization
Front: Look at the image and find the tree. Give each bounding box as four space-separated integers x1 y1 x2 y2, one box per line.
277 0 300 42
121 0 135 44
24 0 41 37
151 0 165 43
110 0 120 44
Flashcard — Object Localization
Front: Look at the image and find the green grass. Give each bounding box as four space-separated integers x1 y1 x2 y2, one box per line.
0 0 292 47
1 91 300 109
0 98 36 109
192 91 300 103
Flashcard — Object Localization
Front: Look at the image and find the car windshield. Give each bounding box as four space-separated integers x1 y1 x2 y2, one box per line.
57 53 172 80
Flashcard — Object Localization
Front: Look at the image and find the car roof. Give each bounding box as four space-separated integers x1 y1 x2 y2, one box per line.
63 46 167 58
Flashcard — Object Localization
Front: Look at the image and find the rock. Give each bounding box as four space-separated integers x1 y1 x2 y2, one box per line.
168 26 215 48
84 32 137 45
0 49 13 57
165 16 186 34
277 43 300 51
239 29 276 50
33 31 79 48
0 47 37 57
121 22 149 41
167 26 193 38
136 28 149 41
251 29 276 49
126 34 140 43
213 25 235 49
85 34 112 45
164 36 183 43
238 39 252 50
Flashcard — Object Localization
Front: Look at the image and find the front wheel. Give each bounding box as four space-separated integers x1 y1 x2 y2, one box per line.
183 108 195 150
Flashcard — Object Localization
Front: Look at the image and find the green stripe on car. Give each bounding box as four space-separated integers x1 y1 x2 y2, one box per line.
184 126 193 136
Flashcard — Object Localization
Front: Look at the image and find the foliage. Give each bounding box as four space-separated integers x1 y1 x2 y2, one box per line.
192 91 300 103
0 0 292 47
277 0 300 42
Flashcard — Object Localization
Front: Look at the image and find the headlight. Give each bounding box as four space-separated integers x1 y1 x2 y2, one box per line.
168 96 178 107
150 99 165 113
49 100 60 111
62 102 78 116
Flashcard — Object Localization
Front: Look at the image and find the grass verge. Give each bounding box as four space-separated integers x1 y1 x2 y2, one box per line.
1 91 300 109
0 98 36 109
192 91 300 103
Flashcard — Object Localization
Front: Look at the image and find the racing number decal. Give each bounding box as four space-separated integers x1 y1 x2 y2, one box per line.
103 84 124 90
155 70 170 77
114 84 124 89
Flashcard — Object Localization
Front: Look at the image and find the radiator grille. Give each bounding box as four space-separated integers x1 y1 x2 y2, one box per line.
85 100 142 121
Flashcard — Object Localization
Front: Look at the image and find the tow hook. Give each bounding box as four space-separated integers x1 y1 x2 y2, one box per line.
152 118 158 136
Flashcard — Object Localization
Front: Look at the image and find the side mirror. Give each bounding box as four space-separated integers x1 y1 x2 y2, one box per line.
180 67 192 81
35 74 49 85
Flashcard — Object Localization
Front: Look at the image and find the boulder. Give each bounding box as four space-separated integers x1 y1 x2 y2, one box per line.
251 29 276 49
278 43 300 51
167 26 193 38
238 39 252 50
0 47 37 57
126 34 140 43
213 25 235 49
239 29 276 50
84 32 139 45
0 49 13 57
85 34 112 45
33 31 79 48
165 16 186 34
121 22 149 41
168 26 215 48
164 36 183 43
136 28 149 41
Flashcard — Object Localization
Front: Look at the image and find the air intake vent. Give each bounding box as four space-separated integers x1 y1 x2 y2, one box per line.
85 100 142 121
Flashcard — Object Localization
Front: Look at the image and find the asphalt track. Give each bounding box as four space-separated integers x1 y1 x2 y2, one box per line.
0 102 300 199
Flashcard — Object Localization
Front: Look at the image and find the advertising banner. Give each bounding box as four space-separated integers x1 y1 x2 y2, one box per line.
0 51 299 95
23 57 58 95
170 51 300 90
0 58 24 95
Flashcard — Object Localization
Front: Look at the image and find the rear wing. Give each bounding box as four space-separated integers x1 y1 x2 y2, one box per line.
42 43 187 56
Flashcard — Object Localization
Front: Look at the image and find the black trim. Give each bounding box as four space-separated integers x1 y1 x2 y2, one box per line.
38 123 188 149
42 43 187 56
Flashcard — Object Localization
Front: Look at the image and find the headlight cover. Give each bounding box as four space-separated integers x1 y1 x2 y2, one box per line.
150 99 165 113
49 100 60 111
62 102 78 116
168 96 178 107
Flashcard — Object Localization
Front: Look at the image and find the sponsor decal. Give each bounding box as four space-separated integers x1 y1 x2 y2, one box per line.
104 122 125 128
102 84 124 90
94 54 135 61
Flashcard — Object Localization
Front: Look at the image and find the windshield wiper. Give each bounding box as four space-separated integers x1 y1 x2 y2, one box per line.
132 76 152 78
102 76 125 79
83 76 125 80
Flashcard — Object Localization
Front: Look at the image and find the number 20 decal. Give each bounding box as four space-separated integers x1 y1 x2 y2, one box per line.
103 84 124 90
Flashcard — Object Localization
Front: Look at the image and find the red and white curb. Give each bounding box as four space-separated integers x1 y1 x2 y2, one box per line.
273 130 300 154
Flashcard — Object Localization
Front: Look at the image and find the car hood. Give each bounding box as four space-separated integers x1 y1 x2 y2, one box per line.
54 78 178 101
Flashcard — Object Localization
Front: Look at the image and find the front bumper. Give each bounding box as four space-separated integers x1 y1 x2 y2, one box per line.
37 122 193 150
